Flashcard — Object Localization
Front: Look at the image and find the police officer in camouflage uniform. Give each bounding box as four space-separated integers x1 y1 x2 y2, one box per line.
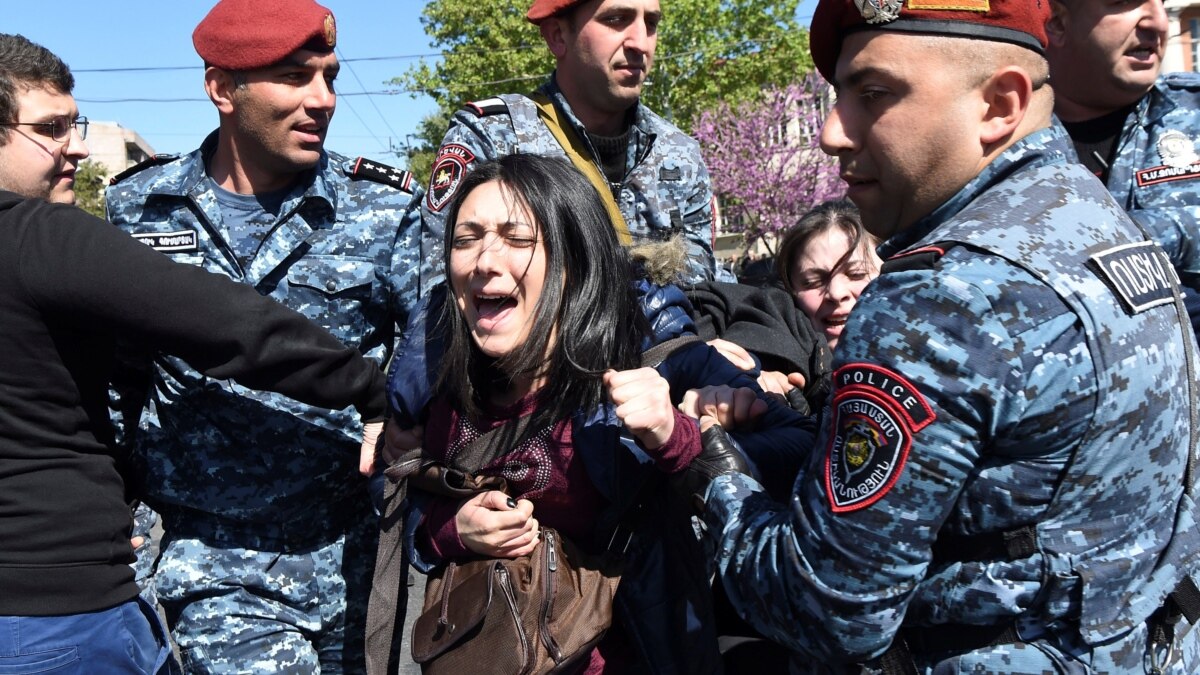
422 0 729 286
687 0 1200 671
1046 0 1200 330
103 0 429 672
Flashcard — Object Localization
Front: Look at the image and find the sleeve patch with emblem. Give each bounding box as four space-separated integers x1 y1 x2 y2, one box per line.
426 144 476 213
825 364 935 513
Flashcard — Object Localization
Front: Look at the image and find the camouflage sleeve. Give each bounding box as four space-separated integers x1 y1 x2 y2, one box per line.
1129 206 1200 277
384 183 432 324
130 502 158 590
419 111 515 295
681 157 726 282
701 259 1041 663
19 205 388 419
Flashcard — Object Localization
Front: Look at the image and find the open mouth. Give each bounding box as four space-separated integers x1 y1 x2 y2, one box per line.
1126 45 1158 61
475 293 517 322
294 124 326 142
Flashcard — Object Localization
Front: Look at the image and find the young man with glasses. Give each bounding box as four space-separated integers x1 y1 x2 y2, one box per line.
104 0 431 672
0 37 89 205
0 33 396 675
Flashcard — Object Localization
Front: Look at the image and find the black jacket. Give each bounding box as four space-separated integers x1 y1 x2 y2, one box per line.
687 281 832 412
0 192 384 615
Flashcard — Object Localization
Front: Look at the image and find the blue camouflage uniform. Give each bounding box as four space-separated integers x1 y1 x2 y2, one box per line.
421 73 727 286
703 126 1200 672
1092 73 1200 282
104 132 428 674
1072 72 1200 335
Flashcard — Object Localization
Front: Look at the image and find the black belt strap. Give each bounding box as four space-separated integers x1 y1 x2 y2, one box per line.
1170 575 1200 625
930 523 1038 565
865 623 1020 675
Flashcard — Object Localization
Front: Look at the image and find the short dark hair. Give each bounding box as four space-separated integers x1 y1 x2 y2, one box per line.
0 34 74 143
776 199 877 292
436 153 647 430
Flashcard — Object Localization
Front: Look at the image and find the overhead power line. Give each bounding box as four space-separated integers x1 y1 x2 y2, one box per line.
72 45 542 74
76 90 405 103
335 46 400 156
74 35 800 103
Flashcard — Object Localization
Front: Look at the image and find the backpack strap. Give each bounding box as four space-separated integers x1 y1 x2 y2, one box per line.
528 92 632 246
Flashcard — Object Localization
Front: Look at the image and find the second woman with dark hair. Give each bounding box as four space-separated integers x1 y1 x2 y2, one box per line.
776 199 882 352
385 154 813 673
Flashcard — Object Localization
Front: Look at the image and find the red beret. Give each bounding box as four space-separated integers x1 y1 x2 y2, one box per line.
526 0 586 24
810 0 1050 82
193 0 337 71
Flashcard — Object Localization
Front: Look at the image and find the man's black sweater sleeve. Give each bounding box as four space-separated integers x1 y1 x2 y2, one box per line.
12 198 386 420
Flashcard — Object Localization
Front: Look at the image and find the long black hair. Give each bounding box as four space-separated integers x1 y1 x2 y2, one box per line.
436 153 648 429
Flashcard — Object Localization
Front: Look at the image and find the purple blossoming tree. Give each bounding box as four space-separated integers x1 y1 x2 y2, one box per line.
694 75 845 254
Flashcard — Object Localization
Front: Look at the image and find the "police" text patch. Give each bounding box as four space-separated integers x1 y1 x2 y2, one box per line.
130 229 198 253
826 364 935 513
1089 241 1177 315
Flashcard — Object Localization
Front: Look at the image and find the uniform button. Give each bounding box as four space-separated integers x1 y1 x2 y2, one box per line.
325 280 337 292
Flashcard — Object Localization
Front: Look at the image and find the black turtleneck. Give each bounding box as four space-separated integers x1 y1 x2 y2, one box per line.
1061 104 1136 184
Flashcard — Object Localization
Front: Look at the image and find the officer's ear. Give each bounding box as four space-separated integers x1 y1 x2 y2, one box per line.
204 67 238 115
540 17 572 59
978 66 1032 147
1045 0 1069 48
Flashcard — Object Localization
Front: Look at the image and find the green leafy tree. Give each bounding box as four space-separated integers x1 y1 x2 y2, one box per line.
404 109 452 186
73 160 108 219
396 0 812 158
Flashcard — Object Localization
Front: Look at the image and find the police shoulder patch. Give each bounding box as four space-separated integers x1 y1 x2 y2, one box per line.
348 157 414 193
1089 241 1178 315
108 154 180 186
463 97 508 117
826 363 935 513
426 144 477 213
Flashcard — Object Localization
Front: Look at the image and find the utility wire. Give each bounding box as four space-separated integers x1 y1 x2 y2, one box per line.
75 36 803 103
72 45 543 74
335 46 398 155
77 90 404 103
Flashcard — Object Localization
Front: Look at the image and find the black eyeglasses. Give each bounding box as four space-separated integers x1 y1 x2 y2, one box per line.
0 115 88 142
